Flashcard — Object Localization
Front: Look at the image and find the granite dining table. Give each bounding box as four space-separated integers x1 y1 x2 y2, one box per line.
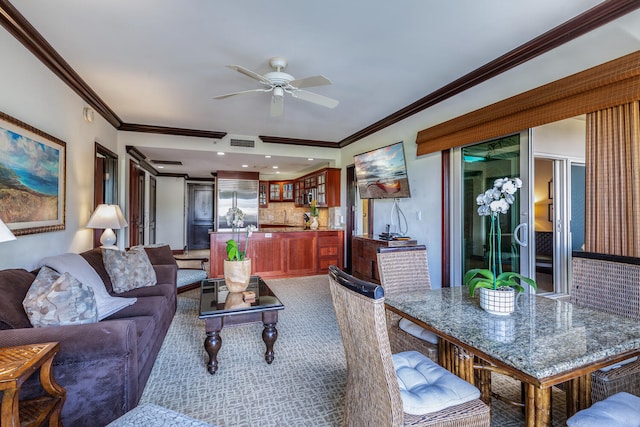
384 287 640 427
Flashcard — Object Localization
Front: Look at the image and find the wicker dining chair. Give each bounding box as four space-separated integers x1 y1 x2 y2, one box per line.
569 254 640 402
376 245 439 362
328 265 490 427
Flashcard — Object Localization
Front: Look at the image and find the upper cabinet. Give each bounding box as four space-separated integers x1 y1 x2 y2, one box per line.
259 181 269 208
294 168 341 208
268 180 294 202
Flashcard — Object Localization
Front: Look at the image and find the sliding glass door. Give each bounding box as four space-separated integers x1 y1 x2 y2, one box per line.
451 131 533 287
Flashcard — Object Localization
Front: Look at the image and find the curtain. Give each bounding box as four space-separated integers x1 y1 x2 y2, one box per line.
585 101 640 256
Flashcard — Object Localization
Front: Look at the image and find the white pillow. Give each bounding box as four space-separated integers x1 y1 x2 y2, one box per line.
40 253 136 320
23 266 98 327
102 247 157 293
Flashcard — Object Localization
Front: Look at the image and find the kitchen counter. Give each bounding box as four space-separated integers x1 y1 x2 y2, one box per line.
210 229 344 279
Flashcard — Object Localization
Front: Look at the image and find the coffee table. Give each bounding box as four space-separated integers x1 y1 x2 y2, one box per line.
199 276 284 374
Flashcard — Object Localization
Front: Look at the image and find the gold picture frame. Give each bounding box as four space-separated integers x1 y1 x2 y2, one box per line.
0 111 66 235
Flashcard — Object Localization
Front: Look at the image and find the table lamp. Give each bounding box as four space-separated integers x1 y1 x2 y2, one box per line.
86 204 128 248
0 219 16 242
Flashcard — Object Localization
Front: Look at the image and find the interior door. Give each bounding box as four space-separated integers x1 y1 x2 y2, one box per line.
149 176 157 244
187 183 214 250
453 131 533 286
129 160 145 247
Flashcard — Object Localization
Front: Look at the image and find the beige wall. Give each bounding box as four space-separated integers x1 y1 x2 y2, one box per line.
0 30 119 270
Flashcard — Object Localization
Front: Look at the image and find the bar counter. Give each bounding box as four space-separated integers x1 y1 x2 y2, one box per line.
210 229 344 279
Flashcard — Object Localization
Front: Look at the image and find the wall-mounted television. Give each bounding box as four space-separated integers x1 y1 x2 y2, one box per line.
354 141 411 199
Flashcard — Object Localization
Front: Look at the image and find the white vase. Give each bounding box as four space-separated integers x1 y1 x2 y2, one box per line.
479 287 515 316
310 216 319 230
223 259 251 292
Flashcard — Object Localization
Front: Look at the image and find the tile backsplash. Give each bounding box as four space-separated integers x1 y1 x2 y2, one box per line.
259 202 328 227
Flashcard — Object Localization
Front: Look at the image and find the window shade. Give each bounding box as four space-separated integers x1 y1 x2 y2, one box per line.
416 50 640 155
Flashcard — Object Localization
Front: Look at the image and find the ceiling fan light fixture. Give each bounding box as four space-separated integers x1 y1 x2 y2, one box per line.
273 87 284 98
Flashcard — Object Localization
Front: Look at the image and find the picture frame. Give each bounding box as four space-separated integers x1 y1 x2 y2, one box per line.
548 203 553 222
548 179 553 200
0 111 66 236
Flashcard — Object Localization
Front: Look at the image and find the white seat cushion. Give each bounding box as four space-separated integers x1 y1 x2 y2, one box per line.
567 392 640 427
393 350 480 415
399 318 439 344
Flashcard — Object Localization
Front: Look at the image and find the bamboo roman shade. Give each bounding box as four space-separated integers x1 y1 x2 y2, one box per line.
585 102 640 257
416 50 640 155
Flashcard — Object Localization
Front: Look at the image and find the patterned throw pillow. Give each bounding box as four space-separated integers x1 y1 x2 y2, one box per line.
23 266 98 327
102 247 157 293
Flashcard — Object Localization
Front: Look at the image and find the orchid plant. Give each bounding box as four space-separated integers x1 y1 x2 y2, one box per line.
464 177 537 297
224 207 257 261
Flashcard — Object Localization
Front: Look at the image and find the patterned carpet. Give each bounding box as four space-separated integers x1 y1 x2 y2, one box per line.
141 275 568 426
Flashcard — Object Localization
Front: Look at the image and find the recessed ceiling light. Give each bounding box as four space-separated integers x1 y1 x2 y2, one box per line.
157 165 164 169
265 155 271 158
217 152 225 156
272 166 278 169
241 164 248 168
308 158 314 161
276 171 280 174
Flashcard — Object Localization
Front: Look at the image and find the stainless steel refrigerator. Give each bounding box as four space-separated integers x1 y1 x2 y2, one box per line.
216 178 259 231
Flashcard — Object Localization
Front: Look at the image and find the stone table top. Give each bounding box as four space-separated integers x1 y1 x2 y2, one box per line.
385 287 640 382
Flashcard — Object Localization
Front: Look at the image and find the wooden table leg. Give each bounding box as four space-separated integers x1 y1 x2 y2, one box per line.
204 317 223 374
39 352 66 426
262 311 279 364
525 383 551 427
565 374 591 419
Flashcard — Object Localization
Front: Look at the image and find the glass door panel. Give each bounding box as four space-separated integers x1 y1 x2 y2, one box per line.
460 133 532 282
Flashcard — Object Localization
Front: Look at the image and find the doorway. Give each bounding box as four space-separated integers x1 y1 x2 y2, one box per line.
93 143 118 248
129 160 145 247
187 182 214 251
149 176 157 244
452 131 533 286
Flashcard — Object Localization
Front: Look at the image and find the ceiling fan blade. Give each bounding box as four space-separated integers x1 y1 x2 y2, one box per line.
289 75 332 89
290 90 339 109
270 93 284 117
227 65 272 85
213 88 270 99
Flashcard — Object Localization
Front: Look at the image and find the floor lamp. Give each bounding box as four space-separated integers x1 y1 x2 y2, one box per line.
86 204 128 248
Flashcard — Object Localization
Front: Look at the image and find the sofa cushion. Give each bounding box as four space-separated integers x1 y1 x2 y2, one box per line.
23 267 98 327
102 247 157 293
40 253 136 320
0 269 35 329
137 245 177 266
80 247 116 293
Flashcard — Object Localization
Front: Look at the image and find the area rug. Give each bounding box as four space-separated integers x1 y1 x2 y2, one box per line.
140 275 567 426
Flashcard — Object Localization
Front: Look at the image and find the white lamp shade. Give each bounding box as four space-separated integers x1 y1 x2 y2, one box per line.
86 204 128 247
0 219 16 243
86 204 128 230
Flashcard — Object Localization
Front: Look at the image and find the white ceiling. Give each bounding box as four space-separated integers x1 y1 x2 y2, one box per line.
7 1 640 178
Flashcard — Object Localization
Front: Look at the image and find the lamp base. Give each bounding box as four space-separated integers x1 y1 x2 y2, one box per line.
100 228 117 247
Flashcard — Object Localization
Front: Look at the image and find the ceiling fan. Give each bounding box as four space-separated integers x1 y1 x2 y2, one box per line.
214 57 339 117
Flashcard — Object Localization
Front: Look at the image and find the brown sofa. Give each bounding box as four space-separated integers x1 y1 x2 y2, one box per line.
0 245 178 427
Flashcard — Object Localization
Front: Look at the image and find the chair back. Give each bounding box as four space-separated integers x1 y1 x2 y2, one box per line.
376 245 431 296
328 265 404 427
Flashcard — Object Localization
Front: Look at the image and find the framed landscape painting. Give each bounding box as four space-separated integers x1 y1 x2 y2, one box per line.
0 111 66 235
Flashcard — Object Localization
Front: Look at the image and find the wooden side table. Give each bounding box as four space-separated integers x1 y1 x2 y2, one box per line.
0 342 66 427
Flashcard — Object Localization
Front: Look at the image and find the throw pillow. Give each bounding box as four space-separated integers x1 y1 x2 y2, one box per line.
39 253 136 320
102 247 157 293
23 266 98 327
0 269 37 329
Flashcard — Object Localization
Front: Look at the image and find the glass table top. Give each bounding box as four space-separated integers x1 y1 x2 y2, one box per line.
199 276 283 318
385 287 640 380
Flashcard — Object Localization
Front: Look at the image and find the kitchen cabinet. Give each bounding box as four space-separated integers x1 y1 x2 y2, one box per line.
210 229 344 279
259 181 269 208
293 168 341 207
351 235 417 283
269 180 294 202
